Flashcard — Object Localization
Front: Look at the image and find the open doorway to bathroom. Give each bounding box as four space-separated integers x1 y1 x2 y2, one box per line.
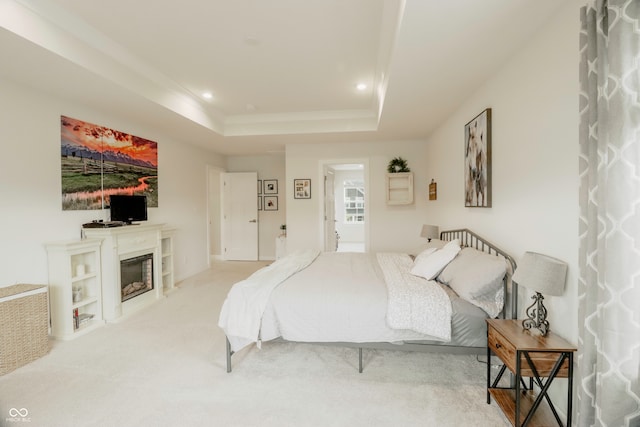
325 163 366 253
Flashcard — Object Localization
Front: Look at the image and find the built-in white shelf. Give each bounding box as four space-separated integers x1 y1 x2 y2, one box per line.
385 172 414 205
161 227 176 293
45 238 105 340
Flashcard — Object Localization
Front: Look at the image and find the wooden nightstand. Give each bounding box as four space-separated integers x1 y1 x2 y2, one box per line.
486 319 576 427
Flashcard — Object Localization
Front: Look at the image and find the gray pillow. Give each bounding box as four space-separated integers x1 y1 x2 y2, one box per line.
436 247 507 317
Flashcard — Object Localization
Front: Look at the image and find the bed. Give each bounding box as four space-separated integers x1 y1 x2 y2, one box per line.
219 229 517 373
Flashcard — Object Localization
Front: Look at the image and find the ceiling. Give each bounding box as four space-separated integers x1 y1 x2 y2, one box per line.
0 0 567 156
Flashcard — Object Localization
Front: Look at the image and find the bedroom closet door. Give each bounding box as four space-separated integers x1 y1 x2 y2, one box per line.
222 172 258 261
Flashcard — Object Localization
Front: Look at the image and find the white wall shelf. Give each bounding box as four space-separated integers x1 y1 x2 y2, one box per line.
385 172 414 205
45 238 105 340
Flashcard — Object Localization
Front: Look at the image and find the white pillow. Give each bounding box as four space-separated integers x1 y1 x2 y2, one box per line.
412 246 438 260
442 239 461 251
408 239 446 257
410 240 461 280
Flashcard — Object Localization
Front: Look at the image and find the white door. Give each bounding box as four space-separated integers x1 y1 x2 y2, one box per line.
222 172 258 260
324 168 337 252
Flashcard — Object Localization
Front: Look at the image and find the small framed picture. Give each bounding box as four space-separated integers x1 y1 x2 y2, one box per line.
258 180 262 195
258 196 262 211
263 179 278 194
294 179 311 199
264 196 278 211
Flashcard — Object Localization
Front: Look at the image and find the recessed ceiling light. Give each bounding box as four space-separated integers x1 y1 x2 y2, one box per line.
202 92 213 99
356 83 367 91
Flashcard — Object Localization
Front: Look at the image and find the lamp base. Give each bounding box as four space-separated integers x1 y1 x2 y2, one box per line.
522 292 550 336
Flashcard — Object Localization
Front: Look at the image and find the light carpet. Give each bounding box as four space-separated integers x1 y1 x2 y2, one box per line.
0 260 509 427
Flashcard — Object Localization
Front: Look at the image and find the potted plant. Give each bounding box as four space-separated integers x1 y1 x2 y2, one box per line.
280 224 286 236
387 157 410 173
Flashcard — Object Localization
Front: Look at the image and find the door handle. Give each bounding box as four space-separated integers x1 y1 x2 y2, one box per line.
249 219 257 223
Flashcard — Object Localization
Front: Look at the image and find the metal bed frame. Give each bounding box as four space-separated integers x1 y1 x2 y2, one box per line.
225 228 517 373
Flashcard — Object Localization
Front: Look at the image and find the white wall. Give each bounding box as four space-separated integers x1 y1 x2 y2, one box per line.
226 154 286 259
285 141 432 254
424 0 581 344
0 76 225 286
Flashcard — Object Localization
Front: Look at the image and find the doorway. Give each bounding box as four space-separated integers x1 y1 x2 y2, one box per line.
323 162 368 253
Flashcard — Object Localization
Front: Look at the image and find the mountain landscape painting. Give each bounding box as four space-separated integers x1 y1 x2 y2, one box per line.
61 116 158 210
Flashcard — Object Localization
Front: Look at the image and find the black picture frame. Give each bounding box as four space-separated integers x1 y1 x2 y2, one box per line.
263 179 278 194
294 179 311 199
464 108 491 207
258 196 262 211
264 196 278 211
258 179 262 195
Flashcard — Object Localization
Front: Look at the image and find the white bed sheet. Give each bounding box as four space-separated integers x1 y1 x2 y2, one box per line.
259 252 447 344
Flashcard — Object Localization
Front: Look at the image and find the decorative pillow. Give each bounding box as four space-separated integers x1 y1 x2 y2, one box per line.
410 239 461 280
436 247 507 317
408 239 447 257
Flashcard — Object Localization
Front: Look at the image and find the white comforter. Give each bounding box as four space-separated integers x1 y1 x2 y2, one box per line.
220 251 453 352
218 249 320 352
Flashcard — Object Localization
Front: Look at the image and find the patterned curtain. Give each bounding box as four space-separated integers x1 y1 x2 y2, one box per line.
578 1 640 426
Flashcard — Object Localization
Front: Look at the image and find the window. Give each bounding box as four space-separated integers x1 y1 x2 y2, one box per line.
344 180 365 223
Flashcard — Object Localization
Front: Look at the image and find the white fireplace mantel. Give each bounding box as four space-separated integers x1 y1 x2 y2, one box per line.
83 223 166 321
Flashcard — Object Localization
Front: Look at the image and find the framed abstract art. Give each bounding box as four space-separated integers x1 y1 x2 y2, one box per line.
464 108 491 207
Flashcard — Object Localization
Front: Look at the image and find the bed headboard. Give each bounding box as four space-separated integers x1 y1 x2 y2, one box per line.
440 228 518 319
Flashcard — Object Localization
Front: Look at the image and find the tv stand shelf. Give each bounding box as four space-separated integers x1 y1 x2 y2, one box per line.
82 221 124 228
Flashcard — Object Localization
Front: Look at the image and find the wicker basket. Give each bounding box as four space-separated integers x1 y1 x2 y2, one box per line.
0 284 50 376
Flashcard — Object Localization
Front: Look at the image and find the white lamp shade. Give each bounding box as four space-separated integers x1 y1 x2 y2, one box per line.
420 224 439 240
512 251 567 296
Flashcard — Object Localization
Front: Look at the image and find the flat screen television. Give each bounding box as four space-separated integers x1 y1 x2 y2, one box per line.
109 195 148 224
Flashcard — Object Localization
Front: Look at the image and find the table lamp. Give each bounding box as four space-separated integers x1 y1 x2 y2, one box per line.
420 225 439 242
511 251 567 336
